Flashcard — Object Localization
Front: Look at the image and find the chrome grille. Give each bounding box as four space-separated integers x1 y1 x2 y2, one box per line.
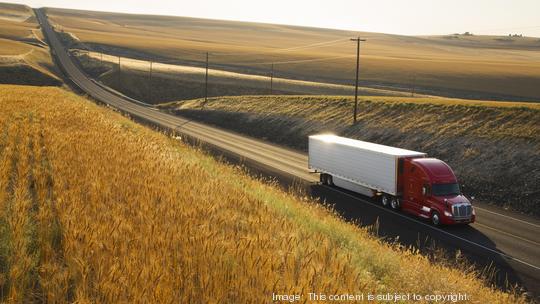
452 203 472 218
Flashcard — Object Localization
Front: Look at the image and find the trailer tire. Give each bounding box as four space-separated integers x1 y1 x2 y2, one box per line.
431 211 441 226
381 194 390 207
390 197 400 210
319 174 327 185
320 174 333 186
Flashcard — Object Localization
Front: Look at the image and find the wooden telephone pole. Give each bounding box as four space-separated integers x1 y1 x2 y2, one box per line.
205 52 209 103
270 63 274 94
351 37 366 123
149 61 153 102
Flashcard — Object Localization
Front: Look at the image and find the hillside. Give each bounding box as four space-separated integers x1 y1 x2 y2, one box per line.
160 95 540 216
0 84 525 302
0 3 61 86
45 7 540 101
70 50 412 104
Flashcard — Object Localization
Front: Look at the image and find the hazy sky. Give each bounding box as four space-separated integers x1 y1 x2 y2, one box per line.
8 0 540 37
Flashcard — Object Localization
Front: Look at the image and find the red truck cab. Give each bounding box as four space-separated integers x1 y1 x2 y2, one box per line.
400 158 475 225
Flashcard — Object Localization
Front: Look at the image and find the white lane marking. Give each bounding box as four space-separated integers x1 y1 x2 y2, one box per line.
474 206 540 228
475 222 540 247
322 185 540 271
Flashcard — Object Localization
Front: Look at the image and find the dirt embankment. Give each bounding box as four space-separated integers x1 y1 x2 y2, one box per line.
160 96 540 216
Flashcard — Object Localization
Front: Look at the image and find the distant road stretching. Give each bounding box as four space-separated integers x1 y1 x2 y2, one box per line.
35 8 540 298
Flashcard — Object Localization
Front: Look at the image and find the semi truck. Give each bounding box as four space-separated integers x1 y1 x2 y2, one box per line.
308 134 475 225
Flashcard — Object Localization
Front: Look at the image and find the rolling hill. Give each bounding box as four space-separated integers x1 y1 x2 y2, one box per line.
45 7 540 101
0 3 60 86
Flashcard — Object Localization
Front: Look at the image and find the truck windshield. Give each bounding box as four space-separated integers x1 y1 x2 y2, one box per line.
432 183 460 196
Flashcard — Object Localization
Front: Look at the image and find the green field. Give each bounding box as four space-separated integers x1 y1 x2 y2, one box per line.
160 95 540 215
46 7 540 101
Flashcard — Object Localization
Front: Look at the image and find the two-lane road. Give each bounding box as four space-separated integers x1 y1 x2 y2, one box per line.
35 8 540 298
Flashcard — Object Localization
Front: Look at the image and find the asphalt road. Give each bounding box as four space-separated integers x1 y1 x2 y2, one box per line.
35 8 540 299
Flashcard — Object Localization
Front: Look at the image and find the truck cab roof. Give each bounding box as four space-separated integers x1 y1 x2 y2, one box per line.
411 158 457 184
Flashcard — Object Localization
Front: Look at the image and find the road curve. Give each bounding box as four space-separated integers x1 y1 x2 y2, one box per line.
35 8 540 298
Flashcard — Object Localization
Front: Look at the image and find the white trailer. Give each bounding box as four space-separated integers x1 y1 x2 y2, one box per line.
308 135 426 197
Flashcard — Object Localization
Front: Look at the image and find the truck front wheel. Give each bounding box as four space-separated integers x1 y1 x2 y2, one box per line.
431 211 441 226
390 197 400 210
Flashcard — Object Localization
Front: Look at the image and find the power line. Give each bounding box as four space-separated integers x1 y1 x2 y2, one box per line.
273 37 350 52
236 55 355 66
212 37 351 57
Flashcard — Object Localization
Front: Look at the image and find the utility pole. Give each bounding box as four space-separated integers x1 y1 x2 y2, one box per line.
205 52 209 103
149 60 153 103
351 37 366 124
411 74 416 97
270 63 274 94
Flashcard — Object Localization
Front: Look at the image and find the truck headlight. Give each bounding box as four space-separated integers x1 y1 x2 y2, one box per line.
444 211 452 217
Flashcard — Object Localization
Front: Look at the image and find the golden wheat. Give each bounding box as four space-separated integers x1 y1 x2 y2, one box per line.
0 84 526 303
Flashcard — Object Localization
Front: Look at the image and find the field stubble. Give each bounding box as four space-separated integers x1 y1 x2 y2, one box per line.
46 7 540 101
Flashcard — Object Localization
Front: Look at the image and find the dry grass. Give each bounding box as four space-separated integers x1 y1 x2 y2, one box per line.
73 50 410 103
0 3 35 41
0 84 526 302
161 95 540 215
0 2 32 22
165 95 540 138
0 3 60 85
46 7 540 100
0 38 30 56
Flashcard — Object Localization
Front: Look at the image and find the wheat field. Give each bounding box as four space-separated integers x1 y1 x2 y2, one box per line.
45 7 540 101
0 84 526 302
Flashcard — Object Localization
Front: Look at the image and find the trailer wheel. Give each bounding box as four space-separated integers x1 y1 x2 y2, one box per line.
390 197 400 210
381 194 390 207
327 175 333 186
320 174 333 186
431 211 441 226
319 174 326 184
